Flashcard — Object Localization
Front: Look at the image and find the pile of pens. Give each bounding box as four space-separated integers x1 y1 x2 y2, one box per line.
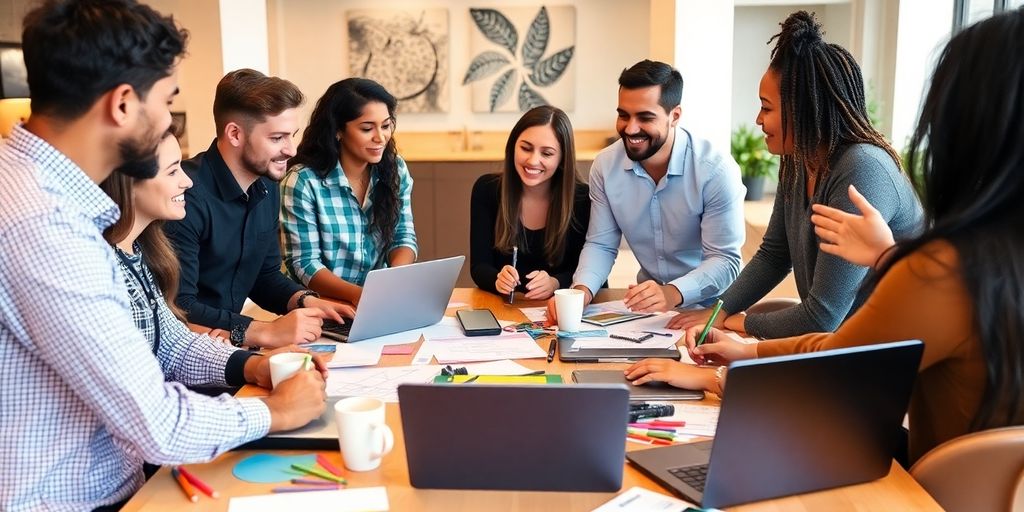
275 455 348 493
170 466 218 502
626 420 687 446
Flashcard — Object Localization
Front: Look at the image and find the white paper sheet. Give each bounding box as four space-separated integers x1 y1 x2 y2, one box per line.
326 360 537 402
636 402 721 437
227 486 389 512
325 343 383 368
425 335 546 364
591 486 697 512
518 306 548 323
326 366 440 402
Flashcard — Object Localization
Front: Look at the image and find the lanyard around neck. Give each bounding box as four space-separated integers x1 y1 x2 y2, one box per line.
115 246 161 355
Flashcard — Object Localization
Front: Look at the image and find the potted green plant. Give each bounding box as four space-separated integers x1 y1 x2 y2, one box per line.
731 124 779 201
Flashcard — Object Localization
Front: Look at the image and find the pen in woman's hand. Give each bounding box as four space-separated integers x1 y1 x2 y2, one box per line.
508 246 518 304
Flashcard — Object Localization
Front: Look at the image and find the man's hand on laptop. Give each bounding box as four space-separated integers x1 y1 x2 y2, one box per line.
303 296 355 323
247 308 328 348
624 281 681 312
545 285 593 326
682 327 757 365
263 369 327 432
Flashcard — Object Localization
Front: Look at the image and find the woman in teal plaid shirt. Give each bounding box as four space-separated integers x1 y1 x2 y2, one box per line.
281 78 417 305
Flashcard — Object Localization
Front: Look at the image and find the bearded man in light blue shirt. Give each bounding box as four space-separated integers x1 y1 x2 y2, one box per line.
549 60 745 320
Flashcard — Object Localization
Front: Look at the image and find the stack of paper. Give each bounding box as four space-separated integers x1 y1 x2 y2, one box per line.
326 360 536 402
324 343 383 368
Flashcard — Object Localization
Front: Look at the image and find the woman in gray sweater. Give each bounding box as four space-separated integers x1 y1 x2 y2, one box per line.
669 11 923 338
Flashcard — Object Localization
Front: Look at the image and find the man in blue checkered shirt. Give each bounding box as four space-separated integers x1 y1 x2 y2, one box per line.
0 2 327 510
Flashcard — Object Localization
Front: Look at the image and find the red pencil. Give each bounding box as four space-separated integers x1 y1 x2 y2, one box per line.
646 420 686 427
316 454 344 477
178 466 219 498
170 467 199 503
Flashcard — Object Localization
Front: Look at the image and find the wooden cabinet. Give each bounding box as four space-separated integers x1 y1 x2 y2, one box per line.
407 159 593 287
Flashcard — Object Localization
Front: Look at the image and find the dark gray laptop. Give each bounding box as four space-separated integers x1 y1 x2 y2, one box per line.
557 337 681 362
627 340 923 509
573 369 704 401
321 256 463 342
398 383 630 492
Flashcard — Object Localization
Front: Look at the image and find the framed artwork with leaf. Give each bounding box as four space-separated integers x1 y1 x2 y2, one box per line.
464 6 576 113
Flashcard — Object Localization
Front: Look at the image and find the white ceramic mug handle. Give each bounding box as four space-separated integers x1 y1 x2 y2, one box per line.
369 424 394 459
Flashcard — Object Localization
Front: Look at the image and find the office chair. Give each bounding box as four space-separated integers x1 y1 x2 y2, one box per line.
910 425 1024 512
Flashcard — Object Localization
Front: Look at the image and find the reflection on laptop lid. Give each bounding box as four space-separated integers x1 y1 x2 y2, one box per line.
323 256 464 342
398 384 630 492
627 340 923 509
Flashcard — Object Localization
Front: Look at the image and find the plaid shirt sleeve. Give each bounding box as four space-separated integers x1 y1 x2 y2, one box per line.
389 157 418 256
281 169 326 286
155 297 240 387
6 214 270 465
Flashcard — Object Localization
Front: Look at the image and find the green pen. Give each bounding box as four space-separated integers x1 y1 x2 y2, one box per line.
302 354 313 371
695 299 724 347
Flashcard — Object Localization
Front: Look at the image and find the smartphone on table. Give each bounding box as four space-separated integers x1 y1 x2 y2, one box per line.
456 309 502 336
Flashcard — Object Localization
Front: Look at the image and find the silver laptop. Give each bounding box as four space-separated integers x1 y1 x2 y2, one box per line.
398 383 630 492
627 340 923 509
321 256 464 342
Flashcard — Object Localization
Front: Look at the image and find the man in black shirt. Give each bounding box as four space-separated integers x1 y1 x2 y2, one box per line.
165 69 353 348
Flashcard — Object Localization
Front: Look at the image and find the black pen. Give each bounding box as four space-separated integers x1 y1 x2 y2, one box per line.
642 330 673 337
547 338 557 363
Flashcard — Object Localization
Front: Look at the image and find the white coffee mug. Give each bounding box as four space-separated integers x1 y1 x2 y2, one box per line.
554 288 585 332
269 352 308 389
335 397 394 471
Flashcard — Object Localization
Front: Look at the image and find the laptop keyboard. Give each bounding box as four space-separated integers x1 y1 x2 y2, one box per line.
668 464 709 492
322 320 352 341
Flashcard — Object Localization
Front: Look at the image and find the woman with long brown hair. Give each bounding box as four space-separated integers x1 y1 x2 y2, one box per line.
470 105 591 300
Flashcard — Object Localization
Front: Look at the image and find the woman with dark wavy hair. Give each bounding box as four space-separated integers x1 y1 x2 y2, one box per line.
282 78 416 305
627 8 1024 464
469 105 591 300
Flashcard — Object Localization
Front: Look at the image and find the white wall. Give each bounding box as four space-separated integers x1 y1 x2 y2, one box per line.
674 0 735 150
219 0 270 75
267 0 651 133
891 0 953 150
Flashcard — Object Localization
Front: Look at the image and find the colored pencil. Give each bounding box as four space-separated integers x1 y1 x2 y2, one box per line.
316 454 344 477
291 478 342 486
272 486 341 493
170 467 199 503
627 433 672 446
178 466 219 498
644 420 686 427
290 463 347 484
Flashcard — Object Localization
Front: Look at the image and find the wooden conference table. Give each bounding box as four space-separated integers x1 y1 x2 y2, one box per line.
123 288 941 511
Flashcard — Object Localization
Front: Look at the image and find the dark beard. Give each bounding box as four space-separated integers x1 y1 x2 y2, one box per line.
621 132 667 162
113 137 159 179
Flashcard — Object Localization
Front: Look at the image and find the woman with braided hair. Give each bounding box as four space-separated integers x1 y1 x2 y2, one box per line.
668 11 923 339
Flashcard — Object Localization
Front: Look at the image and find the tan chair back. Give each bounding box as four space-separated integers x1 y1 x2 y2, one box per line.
910 426 1024 512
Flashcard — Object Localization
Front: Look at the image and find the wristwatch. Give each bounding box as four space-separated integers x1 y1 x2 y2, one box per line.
296 289 320 308
229 322 248 348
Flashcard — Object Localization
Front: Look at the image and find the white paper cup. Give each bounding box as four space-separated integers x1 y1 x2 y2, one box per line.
555 288 585 332
269 353 308 389
335 397 394 472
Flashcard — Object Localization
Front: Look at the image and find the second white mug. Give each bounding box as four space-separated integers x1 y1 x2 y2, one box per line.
335 397 395 472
